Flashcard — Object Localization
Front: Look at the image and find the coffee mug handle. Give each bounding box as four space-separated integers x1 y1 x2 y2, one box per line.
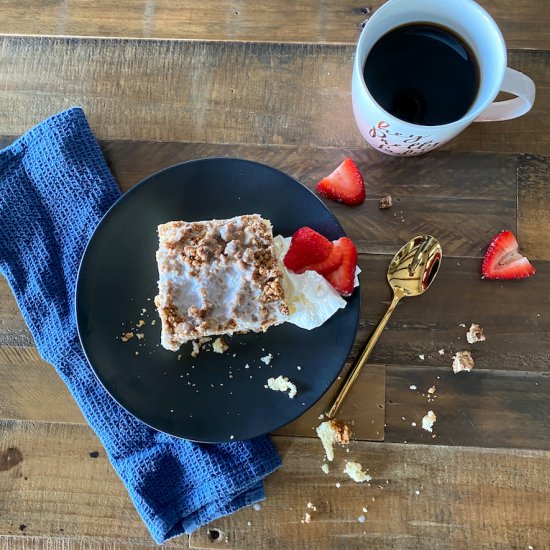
475 68 536 122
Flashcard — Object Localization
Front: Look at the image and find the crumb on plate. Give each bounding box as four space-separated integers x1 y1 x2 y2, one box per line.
266 375 297 399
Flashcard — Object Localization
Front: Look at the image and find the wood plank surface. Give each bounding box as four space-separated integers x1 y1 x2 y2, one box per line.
355 256 549 371
3 419 549 550
518 153 550 260
0 1 547 51
101 141 519 258
0 37 547 154
385 365 550 449
191 435 550 549
0 420 188 548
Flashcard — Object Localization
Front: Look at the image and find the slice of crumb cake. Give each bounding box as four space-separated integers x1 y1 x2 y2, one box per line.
155 214 288 351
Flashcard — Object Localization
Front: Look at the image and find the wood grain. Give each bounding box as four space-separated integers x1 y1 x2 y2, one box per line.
354 256 550 371
0 37 547 154
0 419 188 548
0 1 547 50
99 141 519 258
191 435 550 549
518 154 550 260
385 365 550 450
0 347 82 424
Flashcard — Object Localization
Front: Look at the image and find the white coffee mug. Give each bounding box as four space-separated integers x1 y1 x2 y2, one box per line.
352 0 536 156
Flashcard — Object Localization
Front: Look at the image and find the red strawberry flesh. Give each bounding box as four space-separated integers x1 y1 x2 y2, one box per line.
316 158 366 206
295 244 344 275
481 230 536 280
324 237 358 296
283 226 333 273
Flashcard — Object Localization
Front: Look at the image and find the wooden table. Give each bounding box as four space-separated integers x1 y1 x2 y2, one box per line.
0 1 549 548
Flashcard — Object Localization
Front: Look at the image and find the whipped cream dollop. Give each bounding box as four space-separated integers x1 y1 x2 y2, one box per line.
273 235 359 330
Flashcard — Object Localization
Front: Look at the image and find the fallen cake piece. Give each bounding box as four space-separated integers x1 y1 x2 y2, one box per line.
316 419 352 461
466 323 486 344
422 410 437 432
343 461 372 483
155 215 288 351
452 350 475 373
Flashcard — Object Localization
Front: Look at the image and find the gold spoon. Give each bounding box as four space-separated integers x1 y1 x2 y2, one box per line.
325 235 442 419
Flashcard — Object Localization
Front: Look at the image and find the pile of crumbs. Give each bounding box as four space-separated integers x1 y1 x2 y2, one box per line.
452 350 474 374
343 461 372 483
191 336 231 357
316 420 351 461
265 375 297 399
422 410 437 433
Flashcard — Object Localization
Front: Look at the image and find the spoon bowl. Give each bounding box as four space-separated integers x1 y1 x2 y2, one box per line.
326 235 442 419
388 235 443 297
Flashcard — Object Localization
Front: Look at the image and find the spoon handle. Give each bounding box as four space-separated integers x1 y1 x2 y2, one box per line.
325 290 404 419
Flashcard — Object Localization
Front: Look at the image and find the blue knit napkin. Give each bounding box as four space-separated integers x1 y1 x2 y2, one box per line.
0 107 281 544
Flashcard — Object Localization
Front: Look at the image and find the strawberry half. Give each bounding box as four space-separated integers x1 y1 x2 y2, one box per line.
295 243 344 275
283 226 333 273
316 158 366 206
481 230 536 280
324 237 358 296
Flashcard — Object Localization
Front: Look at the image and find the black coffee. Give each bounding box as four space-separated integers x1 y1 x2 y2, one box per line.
363 23 479 126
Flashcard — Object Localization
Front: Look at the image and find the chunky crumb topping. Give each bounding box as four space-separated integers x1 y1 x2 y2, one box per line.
155 215 288 351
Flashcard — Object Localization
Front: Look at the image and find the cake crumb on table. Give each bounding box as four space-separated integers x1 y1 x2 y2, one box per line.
321 463 330 474
120 332 134 342
306 502 317 511
452 350 474 373
418 354 425 360
343 461 372 483
379 195 393 209
301 512 311 524
466 323 486 344
409 384 417 390
316 420 352 461
422 410 437 432
266 375 297 399
438 349 445 355
427 386 436 394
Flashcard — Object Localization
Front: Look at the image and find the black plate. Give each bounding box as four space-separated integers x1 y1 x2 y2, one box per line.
76 158 360 443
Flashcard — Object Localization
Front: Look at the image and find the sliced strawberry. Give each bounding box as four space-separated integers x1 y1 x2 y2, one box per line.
481 230 536 280
283 226 333 273
316 158 366 206
324 237 358 296
295 243 344 275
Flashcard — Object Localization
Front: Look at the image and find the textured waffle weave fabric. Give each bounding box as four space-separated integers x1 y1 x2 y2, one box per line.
0 107 281 544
